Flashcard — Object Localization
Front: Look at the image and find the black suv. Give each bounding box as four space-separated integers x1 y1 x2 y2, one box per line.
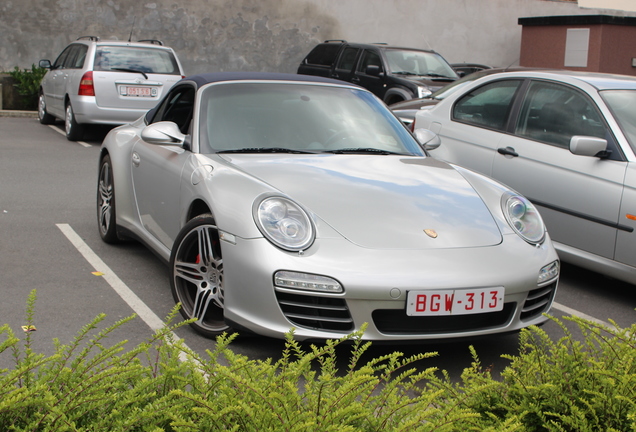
297 40 458 104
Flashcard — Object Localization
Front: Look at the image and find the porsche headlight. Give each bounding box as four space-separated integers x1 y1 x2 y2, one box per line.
254 197 315 251
502 193 545 244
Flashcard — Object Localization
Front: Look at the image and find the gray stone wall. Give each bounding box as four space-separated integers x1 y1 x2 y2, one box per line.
1 0 634 76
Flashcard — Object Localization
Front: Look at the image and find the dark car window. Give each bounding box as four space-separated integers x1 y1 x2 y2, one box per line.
71 45 88 69
335 47 359 71
515 81 608 149
94 46 181 74
305 44 342 66
151 86 195 133
357 50 382 73
61 44 87 69
53 45 73 69
452 80 522 130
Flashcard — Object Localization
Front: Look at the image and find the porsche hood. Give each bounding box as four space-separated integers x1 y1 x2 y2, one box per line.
220 154 503 250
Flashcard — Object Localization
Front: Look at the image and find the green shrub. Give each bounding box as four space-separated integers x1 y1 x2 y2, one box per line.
428 317 636 432
6 65 48 110
1 290 634 431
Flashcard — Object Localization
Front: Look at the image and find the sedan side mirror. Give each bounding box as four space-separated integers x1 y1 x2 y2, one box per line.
39 59 51 69
414 128 441 151
141 121 186 146
570 135 608 158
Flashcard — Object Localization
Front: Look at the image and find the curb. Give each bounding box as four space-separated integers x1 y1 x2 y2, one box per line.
0 110 38 118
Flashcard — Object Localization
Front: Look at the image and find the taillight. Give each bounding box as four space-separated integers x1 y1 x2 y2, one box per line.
410 119 415 132
78 71 95 96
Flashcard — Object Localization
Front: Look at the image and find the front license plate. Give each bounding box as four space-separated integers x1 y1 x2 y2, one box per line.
121 86 156 97
406 287 504 316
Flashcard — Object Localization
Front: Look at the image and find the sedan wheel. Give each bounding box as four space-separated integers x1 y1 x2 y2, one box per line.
65 103 85 141
170 214 232 337
97 155 119 243
38 92 56 125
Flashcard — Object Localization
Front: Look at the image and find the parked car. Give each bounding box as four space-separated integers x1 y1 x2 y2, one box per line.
38 36 185 140
97 72 559 341
297 40 458 104
413 70 636 285
390 67 547 129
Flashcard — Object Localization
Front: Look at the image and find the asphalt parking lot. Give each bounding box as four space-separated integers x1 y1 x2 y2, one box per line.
0 114 634 378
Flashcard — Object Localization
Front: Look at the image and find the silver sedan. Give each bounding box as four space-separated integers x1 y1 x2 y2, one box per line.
414 70 636 286
97 72 559 341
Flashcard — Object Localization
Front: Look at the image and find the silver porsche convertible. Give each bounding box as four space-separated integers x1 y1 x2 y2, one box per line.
97 72 559 341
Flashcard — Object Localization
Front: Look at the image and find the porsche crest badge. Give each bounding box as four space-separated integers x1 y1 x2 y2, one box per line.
424 229 438 238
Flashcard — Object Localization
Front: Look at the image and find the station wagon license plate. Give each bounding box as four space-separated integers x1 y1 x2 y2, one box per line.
406 287 504 316
120 86 157 97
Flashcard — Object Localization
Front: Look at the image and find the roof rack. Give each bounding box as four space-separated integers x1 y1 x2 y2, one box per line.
138 39 164 46
77 36 100 41
371 42 388 45
323 39 346 44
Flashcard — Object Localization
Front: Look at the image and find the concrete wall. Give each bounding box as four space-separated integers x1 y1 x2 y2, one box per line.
1 0 635 76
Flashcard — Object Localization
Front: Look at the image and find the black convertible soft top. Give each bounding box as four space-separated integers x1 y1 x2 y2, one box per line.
184 71 346 87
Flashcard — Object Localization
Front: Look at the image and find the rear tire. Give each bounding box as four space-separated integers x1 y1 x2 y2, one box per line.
38 92 56 125
65 102 85 141
97 154 120 243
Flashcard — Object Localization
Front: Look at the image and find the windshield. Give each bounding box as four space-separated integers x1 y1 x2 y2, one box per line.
601 89 636 153
94 46 181 74
384 49 457 79
198 82 425 156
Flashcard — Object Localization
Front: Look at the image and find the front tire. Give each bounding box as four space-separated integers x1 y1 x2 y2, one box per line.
170 214 233 338
38 92 56 125
65 102 85 141
97 154 120 243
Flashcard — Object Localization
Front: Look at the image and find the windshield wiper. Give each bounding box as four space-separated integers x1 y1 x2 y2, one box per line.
421 73 455 79
392 71 417 76
323 148 407 155
111 67 149 79
217 147 316 154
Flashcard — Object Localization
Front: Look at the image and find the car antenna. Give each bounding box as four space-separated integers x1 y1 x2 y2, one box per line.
128 17 136 42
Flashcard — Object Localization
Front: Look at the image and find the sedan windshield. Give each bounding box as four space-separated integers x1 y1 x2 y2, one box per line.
198 82 424 156
601 89 636 154
385 49 457 79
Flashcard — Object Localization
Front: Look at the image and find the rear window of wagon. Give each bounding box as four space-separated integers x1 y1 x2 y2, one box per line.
94 46 181 74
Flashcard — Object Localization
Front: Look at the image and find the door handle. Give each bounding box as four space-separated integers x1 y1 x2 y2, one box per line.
132 152 141 167
497 146 519 157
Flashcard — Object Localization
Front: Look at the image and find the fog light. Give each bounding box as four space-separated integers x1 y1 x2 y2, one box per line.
538 261 559 284
274 271 343 293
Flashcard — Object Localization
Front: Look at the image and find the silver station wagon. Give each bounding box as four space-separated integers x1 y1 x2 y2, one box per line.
414 70 636 285
38 36 185 140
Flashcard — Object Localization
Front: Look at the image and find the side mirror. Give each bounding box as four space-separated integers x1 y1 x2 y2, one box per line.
414 128 441 151
141 121 186 146
365 65 382 77
570 135 608 158
39 59 51 69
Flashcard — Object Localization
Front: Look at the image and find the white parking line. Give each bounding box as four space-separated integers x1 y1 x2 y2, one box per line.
56 223 192 359
47 125 92 147
551 301 613 329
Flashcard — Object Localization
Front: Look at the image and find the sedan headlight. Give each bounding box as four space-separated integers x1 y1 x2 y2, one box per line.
254 197 315 251
502 193 545 244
